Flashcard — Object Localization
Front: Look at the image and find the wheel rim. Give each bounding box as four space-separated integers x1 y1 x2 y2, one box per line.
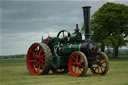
91 53 108 74
68 53 86 77
27 43 45 75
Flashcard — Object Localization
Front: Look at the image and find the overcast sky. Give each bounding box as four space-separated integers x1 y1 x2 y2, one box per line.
1 0 128 56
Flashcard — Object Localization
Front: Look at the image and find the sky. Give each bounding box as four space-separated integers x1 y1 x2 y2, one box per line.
1 0 128 56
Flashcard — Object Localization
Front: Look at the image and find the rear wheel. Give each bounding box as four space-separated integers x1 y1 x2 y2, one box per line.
68 51 88 77
90 52 109 75
27 43 52 75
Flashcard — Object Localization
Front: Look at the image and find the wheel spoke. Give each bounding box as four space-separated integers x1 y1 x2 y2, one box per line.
34 63 39 67
40 54 45 59
40 63 44 70
99 57 102 64
33 61 38 65
99 56 102 61
98 67 100 73
39 48 43 56
32 68 35 71
80 60 84 68
72 61 76 64
40 59 45 63
101 65 106 68
80 64 84 68
73 66 76 73
101 60 106 64
76 55 78 63
32 64 38 71
78 67 83 73
100 66 103 72
31 51 37 58
73 57 76 61
29 60 36 62
79 55 81 63
77 67 80 74
35 48 40 55
37 65 40 73
32 55 37 59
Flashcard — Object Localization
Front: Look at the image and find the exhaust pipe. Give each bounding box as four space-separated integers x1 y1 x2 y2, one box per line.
82 6 91 40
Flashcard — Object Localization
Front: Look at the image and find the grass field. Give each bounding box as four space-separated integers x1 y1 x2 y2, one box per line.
0 59 128 85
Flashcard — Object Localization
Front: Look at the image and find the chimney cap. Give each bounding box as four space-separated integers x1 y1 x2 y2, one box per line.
82 6 91 8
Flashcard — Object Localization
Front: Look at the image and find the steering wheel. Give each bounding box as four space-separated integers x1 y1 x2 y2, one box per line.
57 30 71 39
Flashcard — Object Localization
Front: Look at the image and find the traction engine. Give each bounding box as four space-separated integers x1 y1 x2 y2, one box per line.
27 6 109 77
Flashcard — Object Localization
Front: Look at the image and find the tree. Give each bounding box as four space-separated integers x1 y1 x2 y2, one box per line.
81 2 128 58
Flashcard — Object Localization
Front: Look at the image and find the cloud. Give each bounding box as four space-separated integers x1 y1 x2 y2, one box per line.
1 32 58 55
1 1 100 33
1 0 128 55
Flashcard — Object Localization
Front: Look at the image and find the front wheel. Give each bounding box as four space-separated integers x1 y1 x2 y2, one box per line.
27 43 52 75
68 51 88 77
90 52 109 75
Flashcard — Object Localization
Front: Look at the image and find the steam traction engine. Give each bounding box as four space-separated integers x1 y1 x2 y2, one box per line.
27 6 109 77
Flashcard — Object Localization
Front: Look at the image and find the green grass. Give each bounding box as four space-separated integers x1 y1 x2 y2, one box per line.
0 59 128 85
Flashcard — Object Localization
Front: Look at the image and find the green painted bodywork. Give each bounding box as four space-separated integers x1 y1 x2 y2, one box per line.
41 33 81 69
51 37 59 46
52 55 69 69
70 33 77 41
51 42 81 68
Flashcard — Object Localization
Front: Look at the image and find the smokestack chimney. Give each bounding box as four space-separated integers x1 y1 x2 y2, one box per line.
82 6 91 40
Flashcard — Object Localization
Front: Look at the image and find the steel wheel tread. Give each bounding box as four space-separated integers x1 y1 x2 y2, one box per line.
27 43 52 75
68 51 88 77
90 52 109 75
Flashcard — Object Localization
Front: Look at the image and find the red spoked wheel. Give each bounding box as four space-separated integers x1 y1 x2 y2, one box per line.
90 52 109 75
68 51 88 77
27 43 52 75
